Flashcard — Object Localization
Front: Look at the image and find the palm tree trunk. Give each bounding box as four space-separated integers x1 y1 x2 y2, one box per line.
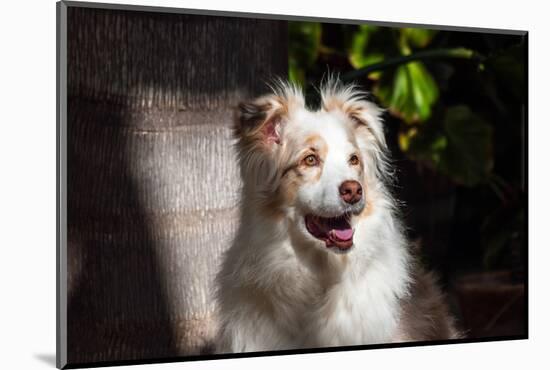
66 5 287 364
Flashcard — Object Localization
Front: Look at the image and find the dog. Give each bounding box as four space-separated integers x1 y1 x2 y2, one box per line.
215 79 462 353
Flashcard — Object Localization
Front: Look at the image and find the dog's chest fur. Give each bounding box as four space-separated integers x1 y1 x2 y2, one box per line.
302 257 405 347
216 208 412 351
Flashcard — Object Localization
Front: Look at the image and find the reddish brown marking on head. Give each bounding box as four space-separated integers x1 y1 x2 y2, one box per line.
358 190 375 219
304 134 328 160
259 133 331 219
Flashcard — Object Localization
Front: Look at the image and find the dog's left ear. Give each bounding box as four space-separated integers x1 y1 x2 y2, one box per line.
323 88 390 181
343 99 387 151
323 92 387 150
320 80 385 149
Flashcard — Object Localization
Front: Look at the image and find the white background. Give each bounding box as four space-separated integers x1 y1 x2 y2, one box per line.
0 0 547 368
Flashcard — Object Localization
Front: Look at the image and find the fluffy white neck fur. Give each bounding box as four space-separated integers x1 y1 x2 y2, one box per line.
222 191 411 350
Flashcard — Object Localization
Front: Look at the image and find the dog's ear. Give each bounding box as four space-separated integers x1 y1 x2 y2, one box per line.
236 98 284 146
235 83 304 150
322 83 390 182
234 91 302 192
234 88 306 151
344 100 387 151
321 80 387 150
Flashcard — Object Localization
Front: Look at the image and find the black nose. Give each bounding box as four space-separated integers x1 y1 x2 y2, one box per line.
339 180 362 204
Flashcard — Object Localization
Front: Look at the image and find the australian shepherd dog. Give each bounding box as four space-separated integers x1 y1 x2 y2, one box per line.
215 79 462 353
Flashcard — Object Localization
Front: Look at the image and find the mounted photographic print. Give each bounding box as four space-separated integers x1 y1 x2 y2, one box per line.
56 1 527 368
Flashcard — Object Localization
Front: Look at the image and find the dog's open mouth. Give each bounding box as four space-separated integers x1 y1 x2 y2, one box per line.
305 214 354 251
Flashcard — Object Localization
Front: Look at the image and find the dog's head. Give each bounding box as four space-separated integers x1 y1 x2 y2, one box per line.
234 79 389 254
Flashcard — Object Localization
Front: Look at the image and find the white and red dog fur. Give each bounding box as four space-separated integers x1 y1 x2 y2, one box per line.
216 79 461 353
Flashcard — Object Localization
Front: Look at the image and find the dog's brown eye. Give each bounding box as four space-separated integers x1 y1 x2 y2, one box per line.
303 154 319 167
349 154 360 166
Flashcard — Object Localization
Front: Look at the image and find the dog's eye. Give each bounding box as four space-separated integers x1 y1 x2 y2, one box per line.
349 154 360 166
303 154 319 167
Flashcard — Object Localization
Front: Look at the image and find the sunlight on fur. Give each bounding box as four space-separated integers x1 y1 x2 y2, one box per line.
215 77 462 353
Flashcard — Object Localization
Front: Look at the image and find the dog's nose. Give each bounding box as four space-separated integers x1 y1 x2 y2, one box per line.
339 180 363 204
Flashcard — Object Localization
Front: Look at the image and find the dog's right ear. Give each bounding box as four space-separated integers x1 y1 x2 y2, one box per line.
234 95 290 151
236 99 283 146
235 83 304 152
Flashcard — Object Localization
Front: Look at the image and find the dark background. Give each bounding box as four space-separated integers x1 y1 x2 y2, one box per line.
65 4 526 366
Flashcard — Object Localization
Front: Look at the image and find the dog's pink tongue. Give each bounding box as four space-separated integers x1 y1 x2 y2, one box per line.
333 228 354 241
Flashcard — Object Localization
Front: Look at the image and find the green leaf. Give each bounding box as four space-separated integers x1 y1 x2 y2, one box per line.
375 61 439 123
289 61 306 87
288 22 322 86
407 105 493 186
401 28 438 49
352 53 385 80
348 25 379 68
439 106 493 186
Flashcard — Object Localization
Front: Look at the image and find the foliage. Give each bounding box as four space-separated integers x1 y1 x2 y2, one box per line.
361 27 440 124
376 61 439 123
405 105 493 187
289 22 322 87
288 21 526 271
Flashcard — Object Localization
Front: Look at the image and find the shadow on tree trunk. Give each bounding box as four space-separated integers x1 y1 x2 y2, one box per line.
65 6 287 364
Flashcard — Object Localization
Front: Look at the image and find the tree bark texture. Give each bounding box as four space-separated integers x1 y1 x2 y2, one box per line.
66 6 287 364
